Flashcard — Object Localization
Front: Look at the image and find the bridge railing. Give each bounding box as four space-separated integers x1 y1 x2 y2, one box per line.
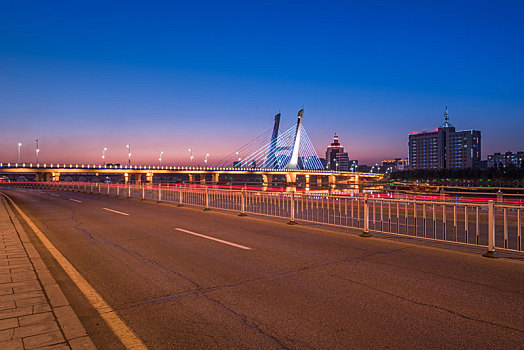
1 181 522 256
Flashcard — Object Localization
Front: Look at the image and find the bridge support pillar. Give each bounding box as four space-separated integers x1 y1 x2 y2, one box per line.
124 173 129 185
51 172 60 182
146 172 153 184
200 175 206 185
188 174 195 184
262 174 273 187
134 173 142 185
36 173 43 182
328 175 337 188
285 173 297 184
212 173 219 185
304 175 310 190
316 176 323 187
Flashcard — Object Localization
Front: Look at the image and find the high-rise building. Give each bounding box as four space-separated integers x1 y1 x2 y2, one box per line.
487 151 524 168
326 134 350 171
408 108 481 169
335 152 350 171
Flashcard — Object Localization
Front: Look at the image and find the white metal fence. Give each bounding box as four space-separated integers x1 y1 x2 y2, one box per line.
2 181 522 256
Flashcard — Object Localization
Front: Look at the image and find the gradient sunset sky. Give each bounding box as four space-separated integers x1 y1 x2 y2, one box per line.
1 0 523 166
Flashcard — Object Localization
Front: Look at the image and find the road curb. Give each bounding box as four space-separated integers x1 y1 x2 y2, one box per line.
1 195 96 349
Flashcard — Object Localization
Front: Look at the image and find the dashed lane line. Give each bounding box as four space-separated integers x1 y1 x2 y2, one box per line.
102 208 130 216
175 227 252 250
1 193 146 349
69 198 82 203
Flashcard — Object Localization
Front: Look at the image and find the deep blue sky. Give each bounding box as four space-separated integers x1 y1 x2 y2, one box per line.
1 0 523 165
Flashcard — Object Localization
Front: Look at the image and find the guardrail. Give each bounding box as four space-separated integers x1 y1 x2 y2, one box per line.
2 182 522 256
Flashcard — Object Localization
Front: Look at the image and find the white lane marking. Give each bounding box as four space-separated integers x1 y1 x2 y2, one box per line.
102 208 130 216
69 199 82 203
51 194 60 197
175 228 252 250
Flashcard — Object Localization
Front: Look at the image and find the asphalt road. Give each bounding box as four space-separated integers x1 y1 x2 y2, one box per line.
2 188 524 349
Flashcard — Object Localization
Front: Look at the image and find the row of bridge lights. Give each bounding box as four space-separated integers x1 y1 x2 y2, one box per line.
0 163 378 176
13 144 359 173
104 146 209 166
14 143 209 167
8 144 377 175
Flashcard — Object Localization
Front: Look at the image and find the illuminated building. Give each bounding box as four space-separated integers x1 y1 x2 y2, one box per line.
382 158 408 172
408 107 481 169
487 151 524 168
326 134 350 171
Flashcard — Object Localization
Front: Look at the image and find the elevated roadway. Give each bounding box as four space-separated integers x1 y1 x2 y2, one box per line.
0 163 383 186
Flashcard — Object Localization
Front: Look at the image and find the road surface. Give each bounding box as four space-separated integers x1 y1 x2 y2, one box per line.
2 188 523 349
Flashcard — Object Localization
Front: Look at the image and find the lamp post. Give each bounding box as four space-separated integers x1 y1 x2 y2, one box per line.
235 151 241 166
35 139 39 164
159 151 164 166
126 145 131 166
188 149 193 163
17 143 22 163
102 147 107 166
205 153 209 166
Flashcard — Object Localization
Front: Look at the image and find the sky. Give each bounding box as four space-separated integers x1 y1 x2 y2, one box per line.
1 0 523 166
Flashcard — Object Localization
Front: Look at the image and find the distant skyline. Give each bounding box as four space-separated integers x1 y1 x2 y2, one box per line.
1 1 523 166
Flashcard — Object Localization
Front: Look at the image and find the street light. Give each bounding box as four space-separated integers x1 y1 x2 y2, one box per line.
159 151 164 166
35 139 39 164
102 147 107 166
205 153 209 166
126 145 131 166
17 143 22 163
188 149 193 163
236 151 241 164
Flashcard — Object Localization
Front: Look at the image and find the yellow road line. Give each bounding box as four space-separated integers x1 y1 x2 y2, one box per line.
1 193 147 350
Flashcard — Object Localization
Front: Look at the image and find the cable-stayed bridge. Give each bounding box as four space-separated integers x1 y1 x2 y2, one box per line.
0 110 383 187
216 109 324 170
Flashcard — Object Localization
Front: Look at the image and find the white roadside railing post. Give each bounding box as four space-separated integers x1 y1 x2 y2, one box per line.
128 183 131 198
483 200 496 258
287 191 297 225
360 194 371 237
239 188 247 216
177 186 183 207
142 184 145 200
158 183 162 202
204 187 211 211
